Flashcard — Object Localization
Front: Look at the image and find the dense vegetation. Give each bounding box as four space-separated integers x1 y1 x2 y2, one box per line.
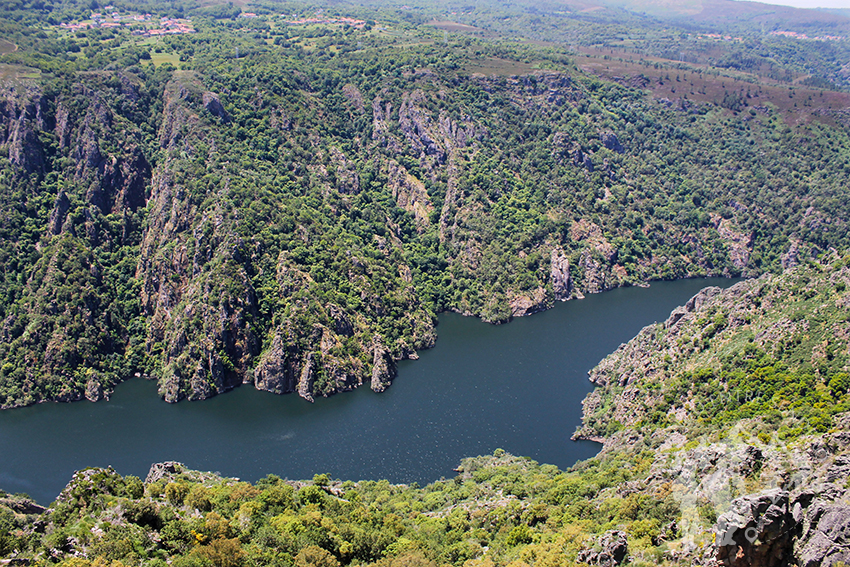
0 455 676 567
578 255 850 445
3 2 850 566
2 0 850 407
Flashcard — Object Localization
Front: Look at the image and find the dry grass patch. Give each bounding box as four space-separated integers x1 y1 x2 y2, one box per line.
425 20 482 33
464 57 538 77
575 46 850 123
0 39 17 55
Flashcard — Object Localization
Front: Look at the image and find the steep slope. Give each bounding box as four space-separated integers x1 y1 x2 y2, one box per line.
0 73 156 407
3 13 850 406
573 254 850 566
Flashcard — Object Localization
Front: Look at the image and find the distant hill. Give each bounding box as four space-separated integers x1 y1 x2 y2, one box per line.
598 0 850 32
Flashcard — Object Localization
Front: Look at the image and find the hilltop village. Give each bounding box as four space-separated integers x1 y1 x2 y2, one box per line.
58 8 194 36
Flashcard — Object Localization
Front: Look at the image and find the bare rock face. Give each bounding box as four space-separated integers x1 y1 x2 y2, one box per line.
715 489 795 567
65 85 151 217
328 304 354 337
387 160 432 229
578 530 629 567
570 220 617 295
8 114 44 174
509 287 548 317
341 83 365 113
0 84 46 172
398 89 447 162
782 239 802 270
145 462 184 484
254 332 300 395
371 343 397 393
329 146 360 194
712 215 753 271
579 251 607 295
551 248 573 301
714 484 850 567
371 97 400 152
202 91 229 122
48 190 72 236
666 286 724 328
600 131 625 154
84 376 104 402
0 495 46 516
795 498 850 567
138 76 261 404
552 132 596 170
297 354 316 402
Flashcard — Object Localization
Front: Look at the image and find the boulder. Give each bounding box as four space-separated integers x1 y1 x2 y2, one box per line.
202 92 229 122
578 530 629 567
715 489 795 567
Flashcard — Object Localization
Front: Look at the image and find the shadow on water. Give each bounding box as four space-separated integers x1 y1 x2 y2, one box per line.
0 278 737 503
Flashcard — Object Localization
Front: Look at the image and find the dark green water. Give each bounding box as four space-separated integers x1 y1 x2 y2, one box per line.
0 278 736 504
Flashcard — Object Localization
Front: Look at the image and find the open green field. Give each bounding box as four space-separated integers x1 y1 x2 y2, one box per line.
150 52 180 67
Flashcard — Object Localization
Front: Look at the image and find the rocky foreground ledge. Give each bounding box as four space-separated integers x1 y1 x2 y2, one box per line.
570 256 850 567
1 443 849 567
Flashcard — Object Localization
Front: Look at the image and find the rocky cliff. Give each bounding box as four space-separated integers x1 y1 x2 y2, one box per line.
2 35 850 407
573 255 850 567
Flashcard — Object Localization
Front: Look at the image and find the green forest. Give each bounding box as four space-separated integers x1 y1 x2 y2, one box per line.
3 1 850 565
2 0 850 407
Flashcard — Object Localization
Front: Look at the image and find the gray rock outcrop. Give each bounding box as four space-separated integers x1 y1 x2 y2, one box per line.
509 287 548 317
551 248 573 301
600 131 625 154
578 530 629 566
202 91 229 122
715 489 795 567
714 484 850 567
145 462 185 484
371 343 397 393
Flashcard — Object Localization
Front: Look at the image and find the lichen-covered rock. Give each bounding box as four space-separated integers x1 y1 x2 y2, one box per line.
254 331 300 395
145 462 185 484
371 343 397 393
578 530 629 567
795 500 850 567
600 131 625 154
84 376 104 402
202 91 229 122
508 287 549 318
715 489 795 567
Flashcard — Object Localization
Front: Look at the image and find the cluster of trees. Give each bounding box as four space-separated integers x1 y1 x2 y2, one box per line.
0 451 682 567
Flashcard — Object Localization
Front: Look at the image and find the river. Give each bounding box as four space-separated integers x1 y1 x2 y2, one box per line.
0 278 736 504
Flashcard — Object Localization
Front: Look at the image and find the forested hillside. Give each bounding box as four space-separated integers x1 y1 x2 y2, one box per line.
2 0 850 407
